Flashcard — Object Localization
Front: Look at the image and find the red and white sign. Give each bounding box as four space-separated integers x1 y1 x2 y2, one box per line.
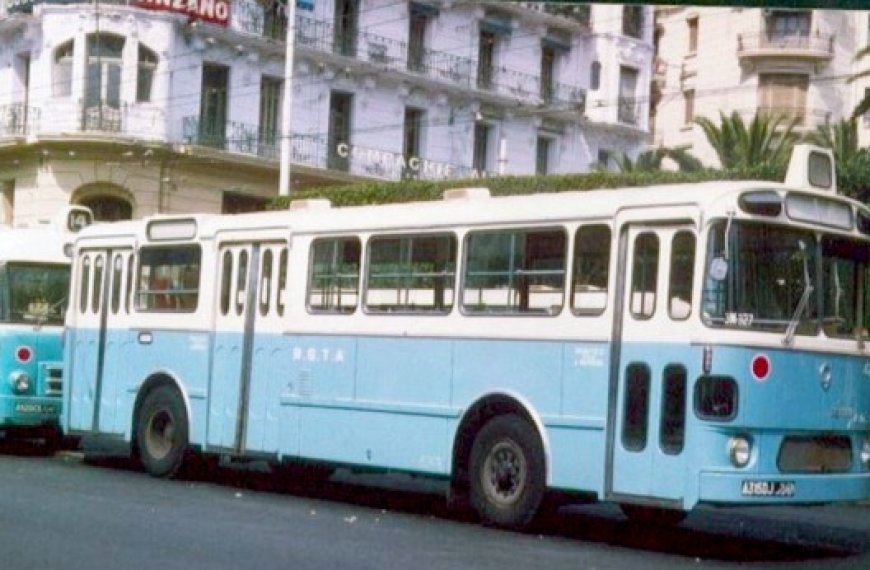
136 0 231 27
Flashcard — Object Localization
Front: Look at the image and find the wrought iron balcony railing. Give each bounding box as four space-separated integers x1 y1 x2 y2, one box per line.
235 0 287 41
0 104 39 137
181 115 481 181
617 97 639 125
81 103 122 133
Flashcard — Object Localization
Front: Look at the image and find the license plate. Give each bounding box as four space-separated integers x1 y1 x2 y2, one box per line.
741 480 796 497
14 403 58 415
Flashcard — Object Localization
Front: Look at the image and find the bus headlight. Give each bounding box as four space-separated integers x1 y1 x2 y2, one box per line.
9 371 30 394
861 436 870 469
728 435 752 468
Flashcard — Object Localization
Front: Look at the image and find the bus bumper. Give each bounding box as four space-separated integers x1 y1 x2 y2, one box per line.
699 470 870 505
0 395 61 429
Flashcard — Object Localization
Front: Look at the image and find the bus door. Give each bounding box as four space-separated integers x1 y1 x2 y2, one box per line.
607 222 697 505
68 248 135 434
208 241 290 455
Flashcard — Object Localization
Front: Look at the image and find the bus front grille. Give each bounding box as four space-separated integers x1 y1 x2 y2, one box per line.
777 435 852 473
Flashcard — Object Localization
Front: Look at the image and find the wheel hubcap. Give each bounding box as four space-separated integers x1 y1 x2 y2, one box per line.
482 439 526 506
145 409 175 460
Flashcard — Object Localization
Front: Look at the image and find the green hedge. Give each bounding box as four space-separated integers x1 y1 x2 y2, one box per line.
270 164 786 209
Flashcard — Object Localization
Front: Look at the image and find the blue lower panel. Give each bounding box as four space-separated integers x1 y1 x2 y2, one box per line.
297 404 452 475
0 395 59 428
699 471 870 505
545 424 605 493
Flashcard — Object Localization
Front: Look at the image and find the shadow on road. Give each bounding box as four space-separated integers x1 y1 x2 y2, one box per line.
75 452 869 564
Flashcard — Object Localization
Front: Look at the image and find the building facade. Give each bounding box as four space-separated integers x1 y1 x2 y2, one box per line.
0 0 653 224
653 6 870 167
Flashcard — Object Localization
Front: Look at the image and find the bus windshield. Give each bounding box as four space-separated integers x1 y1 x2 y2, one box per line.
703 221 870 337
0 263 70 325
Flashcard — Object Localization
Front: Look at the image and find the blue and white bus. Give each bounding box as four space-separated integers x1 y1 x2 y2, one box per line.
0 207 91 447
63 145 870 528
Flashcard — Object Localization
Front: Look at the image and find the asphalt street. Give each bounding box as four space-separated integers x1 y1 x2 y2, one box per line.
0 440 868 570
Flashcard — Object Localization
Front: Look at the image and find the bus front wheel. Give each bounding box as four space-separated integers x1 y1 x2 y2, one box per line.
136 385 189 478
469 414 545 529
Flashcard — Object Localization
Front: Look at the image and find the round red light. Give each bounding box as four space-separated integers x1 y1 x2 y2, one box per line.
751 354 771 382
16 346 33 364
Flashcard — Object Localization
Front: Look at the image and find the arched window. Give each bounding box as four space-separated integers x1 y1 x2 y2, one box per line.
79 195 133 222
137 44 158 103
53 40 74 97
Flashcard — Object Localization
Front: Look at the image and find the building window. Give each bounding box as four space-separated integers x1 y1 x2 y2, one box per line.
327 92 353 172
766 10 811 43
334 0 359 57
222 192 267 214
540 45 556 101
687 16 699 53
590 60 601 91
259 76 282 159
618 66 639 125
263 1 288 41
473 122 491 175
403 107 424 179
597 149 612 171
683 89 695 125
199 63 230 148
137 44 157 103
408 8 430 73
622 5 644 39
478 30 496 89
759 73 808 126
0 181 13 226
53 40 74 98
536 137 552 175
85 34 124 110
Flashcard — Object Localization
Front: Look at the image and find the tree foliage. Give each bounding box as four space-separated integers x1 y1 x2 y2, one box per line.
694 111 798 172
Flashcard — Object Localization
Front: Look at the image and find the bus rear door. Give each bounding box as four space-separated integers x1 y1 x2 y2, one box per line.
607 221 698 506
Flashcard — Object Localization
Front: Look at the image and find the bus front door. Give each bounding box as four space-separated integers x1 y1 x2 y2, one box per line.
207 242 292 456
608 223 697 506
68 248 135 435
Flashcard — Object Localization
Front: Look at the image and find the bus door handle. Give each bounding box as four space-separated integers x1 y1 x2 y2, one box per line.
138 331 153 345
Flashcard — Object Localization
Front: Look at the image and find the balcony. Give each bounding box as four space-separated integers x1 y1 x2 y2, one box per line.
295 16 585 109
0 104 39 137
235 0 287 41
737 32 834 63
181 116 477 181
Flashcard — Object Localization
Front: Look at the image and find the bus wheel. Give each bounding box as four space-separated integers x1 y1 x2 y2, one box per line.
469 414 545 529
136 385 189 478
619 504 687 526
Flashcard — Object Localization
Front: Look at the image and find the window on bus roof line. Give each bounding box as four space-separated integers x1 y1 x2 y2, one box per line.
135 245 201 313
462 227 567 316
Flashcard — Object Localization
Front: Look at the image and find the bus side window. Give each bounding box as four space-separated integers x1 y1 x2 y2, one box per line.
462 228 566 315
79 256 91 314
236 250 249 316
125 255 135 314
668 232 695 320
572 225 611 315
630 233 659 319
276 248 288 316
92 255 104 314
260 249 273 317
220 250 233 316
308 237 361 314
136 245 201 312
110 254 123 315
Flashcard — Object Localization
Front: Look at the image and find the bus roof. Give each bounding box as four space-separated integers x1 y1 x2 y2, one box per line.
0 224 72 264
72 179 870 244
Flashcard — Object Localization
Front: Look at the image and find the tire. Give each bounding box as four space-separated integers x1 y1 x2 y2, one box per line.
619 503 687 526
469 414 546 529
135 385 189 478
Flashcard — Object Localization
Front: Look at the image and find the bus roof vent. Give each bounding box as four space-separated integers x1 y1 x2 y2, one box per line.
289 198 332 211
443 187 491 201
785 144 836 194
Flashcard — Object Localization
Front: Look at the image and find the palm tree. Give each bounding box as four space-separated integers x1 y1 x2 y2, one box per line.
615 147 704 173
694 111 798 171
803 118 861 162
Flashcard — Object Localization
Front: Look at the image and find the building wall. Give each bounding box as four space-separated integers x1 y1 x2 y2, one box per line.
654 7 866 167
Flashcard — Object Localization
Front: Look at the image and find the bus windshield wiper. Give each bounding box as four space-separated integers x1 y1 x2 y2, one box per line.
783 241 813 347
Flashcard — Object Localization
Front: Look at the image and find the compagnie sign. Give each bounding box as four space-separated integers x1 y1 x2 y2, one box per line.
136 0 231 27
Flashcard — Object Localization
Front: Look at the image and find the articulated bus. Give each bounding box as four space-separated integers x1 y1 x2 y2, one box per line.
0 207 91 446
63 145 869 528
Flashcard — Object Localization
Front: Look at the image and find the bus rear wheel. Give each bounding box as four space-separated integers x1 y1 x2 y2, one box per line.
469 414 545 529
136 385 189 478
